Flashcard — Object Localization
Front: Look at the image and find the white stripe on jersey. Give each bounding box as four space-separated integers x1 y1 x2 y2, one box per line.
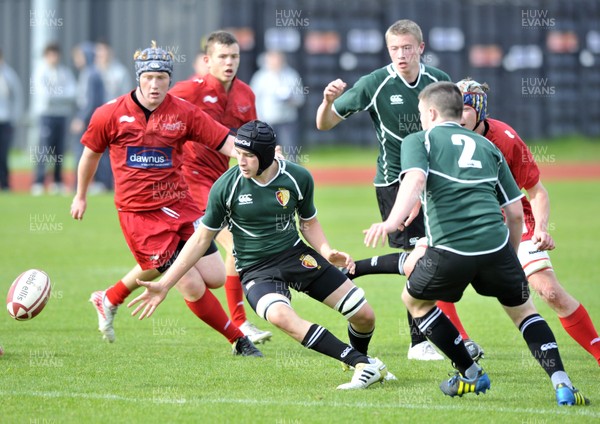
280 165 304 201
161 207 180 219
229 218 259 238
428 169 499 185
225 173 244 209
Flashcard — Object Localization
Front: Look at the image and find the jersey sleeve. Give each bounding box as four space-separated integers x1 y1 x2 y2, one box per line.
400 132 428 176
332 75 373 119
80 107 110 154
296 168 317 220
186 106 230 151
201 176 229 230
509 136 541 190
496 156 525 207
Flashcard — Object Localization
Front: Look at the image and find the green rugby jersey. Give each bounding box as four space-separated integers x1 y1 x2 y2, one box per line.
333 63 450 186
401 122 524 255
202 159 317 270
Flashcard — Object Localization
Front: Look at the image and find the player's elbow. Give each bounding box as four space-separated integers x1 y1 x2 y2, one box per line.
504 201 524 226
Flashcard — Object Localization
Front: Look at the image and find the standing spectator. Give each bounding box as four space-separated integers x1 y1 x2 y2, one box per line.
30 42 76 195
95 40 133 191
250 50 305 156
71 41 106 193
0 48 24 191
95 40 133 100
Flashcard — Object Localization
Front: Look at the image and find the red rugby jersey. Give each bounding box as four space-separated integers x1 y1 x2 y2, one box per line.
81 91 229 211
484 118 540 240
170 73 256 183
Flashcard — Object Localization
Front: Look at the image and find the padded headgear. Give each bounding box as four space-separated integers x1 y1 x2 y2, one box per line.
456 78 489 125
235 120 277 175
133 40 174 81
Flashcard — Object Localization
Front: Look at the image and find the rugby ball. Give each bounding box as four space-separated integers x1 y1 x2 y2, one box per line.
6 269 51 320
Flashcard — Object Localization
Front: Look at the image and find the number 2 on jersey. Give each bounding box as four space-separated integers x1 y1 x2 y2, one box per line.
451 134 482 169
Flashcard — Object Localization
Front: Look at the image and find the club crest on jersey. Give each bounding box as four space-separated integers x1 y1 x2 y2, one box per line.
126 146 173 169
276 189 290 207
300 254 320 269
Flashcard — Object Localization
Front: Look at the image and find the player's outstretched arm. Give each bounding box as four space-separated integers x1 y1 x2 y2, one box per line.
315 79 346 130
128 226 218 319
300 216 355 274
363 170 425 247
70 147 102 220
526 181 555 251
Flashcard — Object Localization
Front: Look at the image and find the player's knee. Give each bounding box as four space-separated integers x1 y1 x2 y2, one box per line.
176 273 206 301
334 286 367 320
349 302 375 328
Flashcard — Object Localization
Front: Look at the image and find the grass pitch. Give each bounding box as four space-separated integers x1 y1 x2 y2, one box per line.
0 180 599 423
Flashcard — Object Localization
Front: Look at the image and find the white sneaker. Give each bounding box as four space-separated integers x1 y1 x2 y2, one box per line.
90 291 117 343
407 341 444 361
239 320 272 344
336 357 387 390
30 183 44 196
340 361 397 382
48 182 69 195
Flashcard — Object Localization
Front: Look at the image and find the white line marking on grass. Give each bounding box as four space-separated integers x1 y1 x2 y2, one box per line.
1 390 598 418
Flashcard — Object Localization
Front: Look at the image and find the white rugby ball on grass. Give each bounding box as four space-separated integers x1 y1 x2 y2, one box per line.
6 269 51 320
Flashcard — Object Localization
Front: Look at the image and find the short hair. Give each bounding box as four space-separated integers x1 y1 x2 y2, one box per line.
419 82 463 120
385 19 423 44
43 42 61 56
205 31 238 55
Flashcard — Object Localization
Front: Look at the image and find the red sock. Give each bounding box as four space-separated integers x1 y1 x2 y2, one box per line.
437 301 469 340
225 275 246 326
185 289 244 343
105 280 131 306
559 304 600 365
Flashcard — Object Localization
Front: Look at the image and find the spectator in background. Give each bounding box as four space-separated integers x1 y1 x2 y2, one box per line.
191 50 209 78
71 41 106 193
0 48 24 191
95 40 133 191
95 40 133 100
30 42 76 196
250 50 305 157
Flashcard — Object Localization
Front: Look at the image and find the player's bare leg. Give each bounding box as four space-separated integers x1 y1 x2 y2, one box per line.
177 255 262 357
216 228 272 344
528 270 600 365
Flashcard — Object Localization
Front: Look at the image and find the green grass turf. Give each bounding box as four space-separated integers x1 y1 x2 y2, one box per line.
0 181 599 423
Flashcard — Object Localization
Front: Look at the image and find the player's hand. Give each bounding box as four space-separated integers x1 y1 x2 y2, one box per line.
70 196 87 220
532 231 555 251
404 200 421 227
325 249 355 275
363 221 397 248
127 279 170 319
323 79 347 103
